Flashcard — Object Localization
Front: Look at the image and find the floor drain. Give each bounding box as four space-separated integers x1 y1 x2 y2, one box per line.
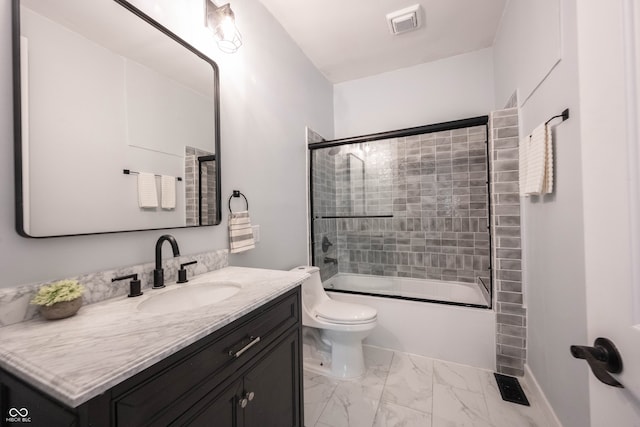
494 373 530 406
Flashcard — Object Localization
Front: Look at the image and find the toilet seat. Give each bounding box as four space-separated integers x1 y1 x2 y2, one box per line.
315 300 377 325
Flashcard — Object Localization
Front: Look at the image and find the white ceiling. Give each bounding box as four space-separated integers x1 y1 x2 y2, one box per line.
258 0 508 83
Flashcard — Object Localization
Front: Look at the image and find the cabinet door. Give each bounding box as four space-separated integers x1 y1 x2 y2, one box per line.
242 330 301 427
171 379 243 427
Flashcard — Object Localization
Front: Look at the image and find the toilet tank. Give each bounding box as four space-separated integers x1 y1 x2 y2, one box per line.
290 266 330 312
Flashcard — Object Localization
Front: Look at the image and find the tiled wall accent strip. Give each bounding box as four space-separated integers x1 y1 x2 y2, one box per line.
0 249 229 327
490 107 526 376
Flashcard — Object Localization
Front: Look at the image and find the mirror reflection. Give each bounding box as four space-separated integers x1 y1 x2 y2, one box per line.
14 0 220 237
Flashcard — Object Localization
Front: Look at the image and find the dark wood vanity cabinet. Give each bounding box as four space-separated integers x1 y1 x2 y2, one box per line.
174 330 300 427
0 287 303 427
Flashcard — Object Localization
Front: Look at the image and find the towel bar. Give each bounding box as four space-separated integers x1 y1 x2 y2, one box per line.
228 190 249 212
545 108 570 125
123 169 182 181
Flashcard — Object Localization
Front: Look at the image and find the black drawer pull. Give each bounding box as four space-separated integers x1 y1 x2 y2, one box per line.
228 336 261 358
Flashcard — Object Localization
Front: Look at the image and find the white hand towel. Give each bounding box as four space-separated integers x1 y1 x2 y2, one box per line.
521 123 554 196
542 124 554 194
524 123 547 195
228 210 255 253
137 173 158 208
161 175 176 210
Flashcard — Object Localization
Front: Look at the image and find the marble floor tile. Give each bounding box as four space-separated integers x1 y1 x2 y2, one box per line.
433 359 483 393
316 380 382 427
381 352 434 413
305 369 341 388
432 383 493 427
304 372 339 427
363 345 394 380
304 347 553 427
373 401 432 427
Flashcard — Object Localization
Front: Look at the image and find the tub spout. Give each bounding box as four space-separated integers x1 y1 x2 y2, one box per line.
324 257 338 265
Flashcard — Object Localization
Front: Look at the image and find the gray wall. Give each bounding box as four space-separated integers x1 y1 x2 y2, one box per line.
334 48 495 138
0 0 333 289
493 0 589 425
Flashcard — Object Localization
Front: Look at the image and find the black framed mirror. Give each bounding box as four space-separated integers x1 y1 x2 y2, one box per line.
12 0 221 237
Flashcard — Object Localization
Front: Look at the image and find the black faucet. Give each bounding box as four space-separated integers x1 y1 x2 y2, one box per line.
153 234 181 289
324 257 338 265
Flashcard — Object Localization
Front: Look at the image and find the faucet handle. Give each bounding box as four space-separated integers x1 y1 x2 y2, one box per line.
177 260 198 284
112 274 143 297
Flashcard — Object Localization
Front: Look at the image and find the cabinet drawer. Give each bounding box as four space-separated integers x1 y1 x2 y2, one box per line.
114 288 300 426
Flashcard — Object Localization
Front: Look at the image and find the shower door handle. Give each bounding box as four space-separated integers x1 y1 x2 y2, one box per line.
570 337 623 387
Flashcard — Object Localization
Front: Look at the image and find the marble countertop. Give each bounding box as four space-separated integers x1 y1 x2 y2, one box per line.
0 266 308 408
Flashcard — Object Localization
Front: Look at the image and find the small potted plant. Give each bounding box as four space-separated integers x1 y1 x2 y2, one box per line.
31 280 85 320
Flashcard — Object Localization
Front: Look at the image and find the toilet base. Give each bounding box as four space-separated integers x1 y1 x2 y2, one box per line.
322 328 367 379
303 355 336 378
302 326 373 379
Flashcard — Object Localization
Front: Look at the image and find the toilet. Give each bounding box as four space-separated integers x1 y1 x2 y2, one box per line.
292 266 377 379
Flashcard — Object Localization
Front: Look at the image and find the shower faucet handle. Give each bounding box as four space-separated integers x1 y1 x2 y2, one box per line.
321 236 334 253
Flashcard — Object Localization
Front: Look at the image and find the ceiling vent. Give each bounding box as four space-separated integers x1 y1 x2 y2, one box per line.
386 4 422 35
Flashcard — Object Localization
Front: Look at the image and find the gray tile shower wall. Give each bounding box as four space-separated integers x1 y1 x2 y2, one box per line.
0 249 229 327
185 146 216 226
490 107 526 376
185 151 198 226
331 127 491 285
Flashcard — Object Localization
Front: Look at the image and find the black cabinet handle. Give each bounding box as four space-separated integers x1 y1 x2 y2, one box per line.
570 337 623 388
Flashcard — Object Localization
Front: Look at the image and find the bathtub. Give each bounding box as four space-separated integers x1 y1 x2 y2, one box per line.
323 273 496 370
323 273 489 307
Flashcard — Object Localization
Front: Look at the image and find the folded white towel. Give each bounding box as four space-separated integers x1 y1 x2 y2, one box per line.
542 124 554 194
161 175 176 210
229 210 255 253
519 123 554 196
137 173 158 208
524 123 546 195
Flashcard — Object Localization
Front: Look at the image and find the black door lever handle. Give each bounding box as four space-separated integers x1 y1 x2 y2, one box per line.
570 337 623 388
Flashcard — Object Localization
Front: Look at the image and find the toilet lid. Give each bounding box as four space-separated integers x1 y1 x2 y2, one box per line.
315 300 377 324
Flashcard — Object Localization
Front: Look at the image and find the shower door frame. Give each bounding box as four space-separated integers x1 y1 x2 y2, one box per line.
308 115 494 309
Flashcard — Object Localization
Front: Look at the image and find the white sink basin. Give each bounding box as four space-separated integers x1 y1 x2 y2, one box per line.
137 282 241 314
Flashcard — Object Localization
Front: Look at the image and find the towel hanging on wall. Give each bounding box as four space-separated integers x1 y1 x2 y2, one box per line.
519 123 554 196
229 210 255 253
228 190 255 253
137 172 158 208
161 175 176 210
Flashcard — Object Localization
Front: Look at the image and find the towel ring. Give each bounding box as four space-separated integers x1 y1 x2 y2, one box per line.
228 190 249 213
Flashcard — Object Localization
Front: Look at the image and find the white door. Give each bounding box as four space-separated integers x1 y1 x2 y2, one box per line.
577 0 640 424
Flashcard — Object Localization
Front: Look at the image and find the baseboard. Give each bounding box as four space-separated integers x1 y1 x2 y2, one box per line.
523 364 563 427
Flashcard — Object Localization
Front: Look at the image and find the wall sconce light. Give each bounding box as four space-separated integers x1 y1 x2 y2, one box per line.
205 0 242 54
